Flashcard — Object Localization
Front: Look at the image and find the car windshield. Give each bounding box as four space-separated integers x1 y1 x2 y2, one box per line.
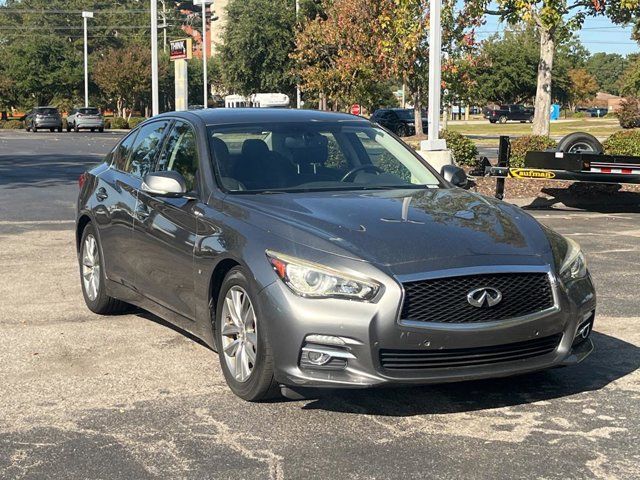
78 108 99 115
207 122 441 193
37 108 58 115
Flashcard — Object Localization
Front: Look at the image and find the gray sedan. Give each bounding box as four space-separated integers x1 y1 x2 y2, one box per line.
66 107 105 132
76 109 596 401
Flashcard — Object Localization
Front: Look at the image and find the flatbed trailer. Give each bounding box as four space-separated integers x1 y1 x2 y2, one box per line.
483 135 640 199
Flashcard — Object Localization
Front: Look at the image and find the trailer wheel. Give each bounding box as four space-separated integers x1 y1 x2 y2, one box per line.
557 132 603 154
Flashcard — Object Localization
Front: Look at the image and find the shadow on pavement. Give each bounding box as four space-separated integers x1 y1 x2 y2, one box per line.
301 331 639 415
0 154 101 188
523 184 640 213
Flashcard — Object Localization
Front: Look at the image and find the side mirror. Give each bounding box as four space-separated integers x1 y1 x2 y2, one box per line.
141 171 188 197
441 164 468 188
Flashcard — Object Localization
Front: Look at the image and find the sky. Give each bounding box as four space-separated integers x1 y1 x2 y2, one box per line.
481 15 638 56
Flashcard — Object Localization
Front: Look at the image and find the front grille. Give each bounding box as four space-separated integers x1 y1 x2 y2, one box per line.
380 334 562 370
401 272 554 324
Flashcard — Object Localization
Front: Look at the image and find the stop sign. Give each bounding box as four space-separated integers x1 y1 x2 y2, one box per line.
350 104 361 116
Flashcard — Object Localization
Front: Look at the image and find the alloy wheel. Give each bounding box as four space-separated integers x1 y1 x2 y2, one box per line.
82 234 100 301
220 286 258 383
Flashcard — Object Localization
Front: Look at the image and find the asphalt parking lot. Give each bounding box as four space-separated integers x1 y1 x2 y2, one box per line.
0 130 638 479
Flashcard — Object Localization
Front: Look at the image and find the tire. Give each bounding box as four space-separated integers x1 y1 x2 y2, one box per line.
91 128 95 132
57 127 62 133
397 125 408 137
74 124 79 133
489 120 496 124
215 266 279 401
557 132 603 154
79 223 130 315
98 127 104 133
498 116 507 124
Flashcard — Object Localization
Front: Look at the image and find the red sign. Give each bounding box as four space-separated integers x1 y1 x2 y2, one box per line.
170 38 192 61
350 104 361 116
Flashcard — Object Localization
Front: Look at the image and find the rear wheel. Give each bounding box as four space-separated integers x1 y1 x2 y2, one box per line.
396 125 408 137
489 120 496 124
79 223 130 314
215 267 279 401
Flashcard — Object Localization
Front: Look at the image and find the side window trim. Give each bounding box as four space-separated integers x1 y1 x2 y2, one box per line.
153 119 202 194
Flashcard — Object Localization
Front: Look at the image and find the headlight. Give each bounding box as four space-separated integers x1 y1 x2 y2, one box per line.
559 237 587 282
266 250 381 301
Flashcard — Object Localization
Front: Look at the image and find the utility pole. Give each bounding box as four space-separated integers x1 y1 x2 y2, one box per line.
202 0 208 108
424 0 446 151
151 0 160 116
82 11 93 108
160 0 168 53
295 0 301 109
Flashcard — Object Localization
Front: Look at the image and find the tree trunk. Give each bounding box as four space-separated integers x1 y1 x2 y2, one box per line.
413 88 423 136
532 27 555 136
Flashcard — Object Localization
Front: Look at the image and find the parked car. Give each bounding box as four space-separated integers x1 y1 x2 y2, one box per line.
589 107 608 118
485 104 534 124
371 108 428 136
24 107 63 132
76 109 596 401
66 107 105 132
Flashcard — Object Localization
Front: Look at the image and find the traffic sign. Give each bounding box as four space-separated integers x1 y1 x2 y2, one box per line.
350 104 361 116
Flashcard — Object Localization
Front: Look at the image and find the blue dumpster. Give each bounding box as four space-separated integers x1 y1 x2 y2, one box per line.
550 104 560 121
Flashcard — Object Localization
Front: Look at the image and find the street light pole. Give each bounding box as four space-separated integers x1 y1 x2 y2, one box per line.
202 0 208 108
295 0 301 109
151 0 160 116
424 0 446 151
82 11 93 108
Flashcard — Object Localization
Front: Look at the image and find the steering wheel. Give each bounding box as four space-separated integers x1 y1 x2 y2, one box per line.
340 165 384 182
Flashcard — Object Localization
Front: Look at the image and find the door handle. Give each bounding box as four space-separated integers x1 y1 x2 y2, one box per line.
96 187 108 201
135 204 150 221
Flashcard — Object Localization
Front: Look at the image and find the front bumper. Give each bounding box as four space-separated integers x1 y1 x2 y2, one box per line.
258 268 596 389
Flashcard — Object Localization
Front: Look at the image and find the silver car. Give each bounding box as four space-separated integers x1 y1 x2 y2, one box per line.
67 107 105 132
76 109 596 401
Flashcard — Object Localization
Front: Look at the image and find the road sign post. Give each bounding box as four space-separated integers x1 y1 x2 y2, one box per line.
170 39 193 112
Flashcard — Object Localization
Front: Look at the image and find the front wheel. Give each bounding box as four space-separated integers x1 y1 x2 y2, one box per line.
498 116 508 124
215 267 279 401
396 125 408 137
79 223 130 314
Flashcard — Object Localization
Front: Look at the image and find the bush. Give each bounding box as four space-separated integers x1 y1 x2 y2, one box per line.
127 117 146 129
567 111 588 119
1 120 24 129
110 117 129 129
104 118 111 129
509 135 557 168
603 130 640 156
616 98 640 129
441 130 478 166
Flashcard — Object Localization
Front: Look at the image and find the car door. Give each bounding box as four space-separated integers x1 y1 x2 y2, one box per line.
93 129 140 287
132 120 202 320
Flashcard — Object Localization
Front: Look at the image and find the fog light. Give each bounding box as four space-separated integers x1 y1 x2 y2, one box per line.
307 351 332 365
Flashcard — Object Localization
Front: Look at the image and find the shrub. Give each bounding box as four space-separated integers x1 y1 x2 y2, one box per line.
603 130 640 156
441 130 478 166
110 117 129 129
104 118 111 129
1 120 24 129
616 98 640 129
567 111 588 119
509 135 557 168
127 117 146 129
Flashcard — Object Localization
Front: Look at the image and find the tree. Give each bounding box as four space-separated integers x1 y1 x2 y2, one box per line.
467 0 640 135
219 0 297 97
620 56 640 97
586 53 628 95
93 44 155 119
568 68 599 109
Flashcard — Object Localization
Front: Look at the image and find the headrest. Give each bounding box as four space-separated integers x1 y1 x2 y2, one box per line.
241 139 270 158
284 133 328 166
211 137 230 161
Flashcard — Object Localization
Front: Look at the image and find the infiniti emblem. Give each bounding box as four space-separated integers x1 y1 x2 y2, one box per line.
467 287 503 308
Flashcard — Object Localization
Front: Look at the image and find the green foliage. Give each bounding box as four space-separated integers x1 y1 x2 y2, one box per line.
441 131 479 166
620 57 640 98
0 120 24 129
567 111 588 118
110 117 129 130
616 98 640 129
509 136 557 168
586 53 628 95
128 117 146 129
220 0 296 96
603 130 640 156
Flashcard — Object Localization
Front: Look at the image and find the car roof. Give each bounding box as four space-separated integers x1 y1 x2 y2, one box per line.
154 108 369 126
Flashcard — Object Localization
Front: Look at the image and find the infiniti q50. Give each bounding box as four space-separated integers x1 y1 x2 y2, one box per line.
76 109 596 401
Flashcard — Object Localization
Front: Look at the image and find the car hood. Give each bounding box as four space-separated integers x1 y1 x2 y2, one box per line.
225 188 553 271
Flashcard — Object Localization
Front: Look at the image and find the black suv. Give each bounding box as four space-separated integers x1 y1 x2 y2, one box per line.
370 108 428 137
25 107 63 132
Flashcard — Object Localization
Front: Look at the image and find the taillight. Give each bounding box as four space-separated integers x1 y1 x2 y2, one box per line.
78 172 88 189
